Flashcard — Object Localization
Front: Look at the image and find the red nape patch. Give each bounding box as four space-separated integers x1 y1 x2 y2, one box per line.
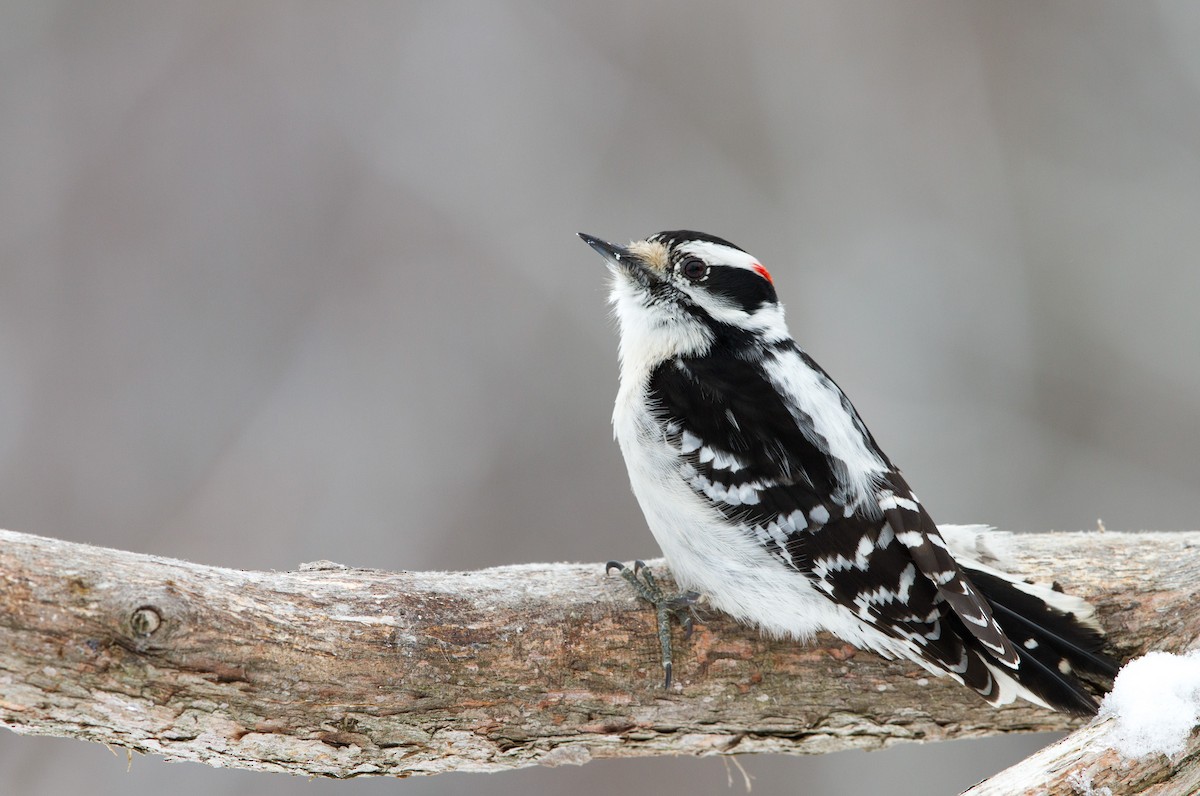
751 262 773 284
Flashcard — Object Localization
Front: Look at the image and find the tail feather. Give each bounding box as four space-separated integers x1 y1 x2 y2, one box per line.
963 565 1118 715
993 603 1107 715
988 596 1118 677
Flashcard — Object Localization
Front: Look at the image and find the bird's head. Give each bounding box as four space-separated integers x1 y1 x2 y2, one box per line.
579 230 788 366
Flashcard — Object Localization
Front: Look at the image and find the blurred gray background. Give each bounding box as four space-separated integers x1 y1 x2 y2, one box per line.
2 1 1197 794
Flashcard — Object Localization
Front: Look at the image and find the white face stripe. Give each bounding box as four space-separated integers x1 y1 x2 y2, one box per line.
691 294 790 342
677 241 767 277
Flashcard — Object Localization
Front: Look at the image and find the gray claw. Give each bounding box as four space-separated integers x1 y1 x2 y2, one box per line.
604 560 700 689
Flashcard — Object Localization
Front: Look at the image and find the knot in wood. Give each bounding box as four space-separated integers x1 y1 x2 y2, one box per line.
129 605 163 637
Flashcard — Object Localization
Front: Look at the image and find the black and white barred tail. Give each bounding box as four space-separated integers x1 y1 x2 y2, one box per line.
943 527 1118 715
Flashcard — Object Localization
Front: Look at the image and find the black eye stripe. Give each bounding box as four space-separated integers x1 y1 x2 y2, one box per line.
702 265 778 311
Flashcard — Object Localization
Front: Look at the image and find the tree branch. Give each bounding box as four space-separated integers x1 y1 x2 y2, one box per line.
964 714 1200 796
1 528 1198 782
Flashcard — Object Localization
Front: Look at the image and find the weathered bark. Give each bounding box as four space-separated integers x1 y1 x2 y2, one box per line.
964 715 1200 796
1 528 1197 785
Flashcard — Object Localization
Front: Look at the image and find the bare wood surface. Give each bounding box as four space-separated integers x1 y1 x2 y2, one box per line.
1 527 1198 782
965 716 1200 796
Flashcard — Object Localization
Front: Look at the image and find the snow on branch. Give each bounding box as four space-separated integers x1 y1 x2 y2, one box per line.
1100 650 1200 759
967 649 1200 796
964 689 1200 796
1 527 1199 787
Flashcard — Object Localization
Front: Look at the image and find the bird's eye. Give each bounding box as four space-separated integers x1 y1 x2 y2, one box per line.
680 258 707 280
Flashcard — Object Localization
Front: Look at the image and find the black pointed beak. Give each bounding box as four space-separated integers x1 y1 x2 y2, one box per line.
577 233 633 266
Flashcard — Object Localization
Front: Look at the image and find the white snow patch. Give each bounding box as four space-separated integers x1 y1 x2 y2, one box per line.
1065 770 1111 796
1099 650 1200 758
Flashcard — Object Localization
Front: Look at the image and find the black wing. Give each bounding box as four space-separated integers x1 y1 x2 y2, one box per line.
646 348 1101 709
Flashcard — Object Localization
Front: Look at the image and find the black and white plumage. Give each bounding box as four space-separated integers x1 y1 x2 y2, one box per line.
581 230 1117 714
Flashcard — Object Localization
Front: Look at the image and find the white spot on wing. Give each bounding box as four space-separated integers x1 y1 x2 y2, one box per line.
897 563 916 602
855 535 873 568
963 611 990 627
709 448 745 471
878 492 919 513
876 523 894 549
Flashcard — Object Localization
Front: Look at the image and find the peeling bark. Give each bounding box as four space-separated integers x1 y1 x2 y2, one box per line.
1 528 1198 787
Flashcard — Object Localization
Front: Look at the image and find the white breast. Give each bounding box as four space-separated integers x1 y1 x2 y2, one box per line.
611 379 907 657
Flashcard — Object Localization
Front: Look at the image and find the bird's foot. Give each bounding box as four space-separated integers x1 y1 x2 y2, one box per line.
605 560 701 688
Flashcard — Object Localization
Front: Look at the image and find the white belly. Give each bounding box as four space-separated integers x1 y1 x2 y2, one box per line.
612 389 903 655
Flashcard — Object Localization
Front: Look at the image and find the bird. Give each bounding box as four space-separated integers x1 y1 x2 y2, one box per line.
579 229 1117 714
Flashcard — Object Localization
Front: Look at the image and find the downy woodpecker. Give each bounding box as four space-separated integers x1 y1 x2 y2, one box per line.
581 230 1116 714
